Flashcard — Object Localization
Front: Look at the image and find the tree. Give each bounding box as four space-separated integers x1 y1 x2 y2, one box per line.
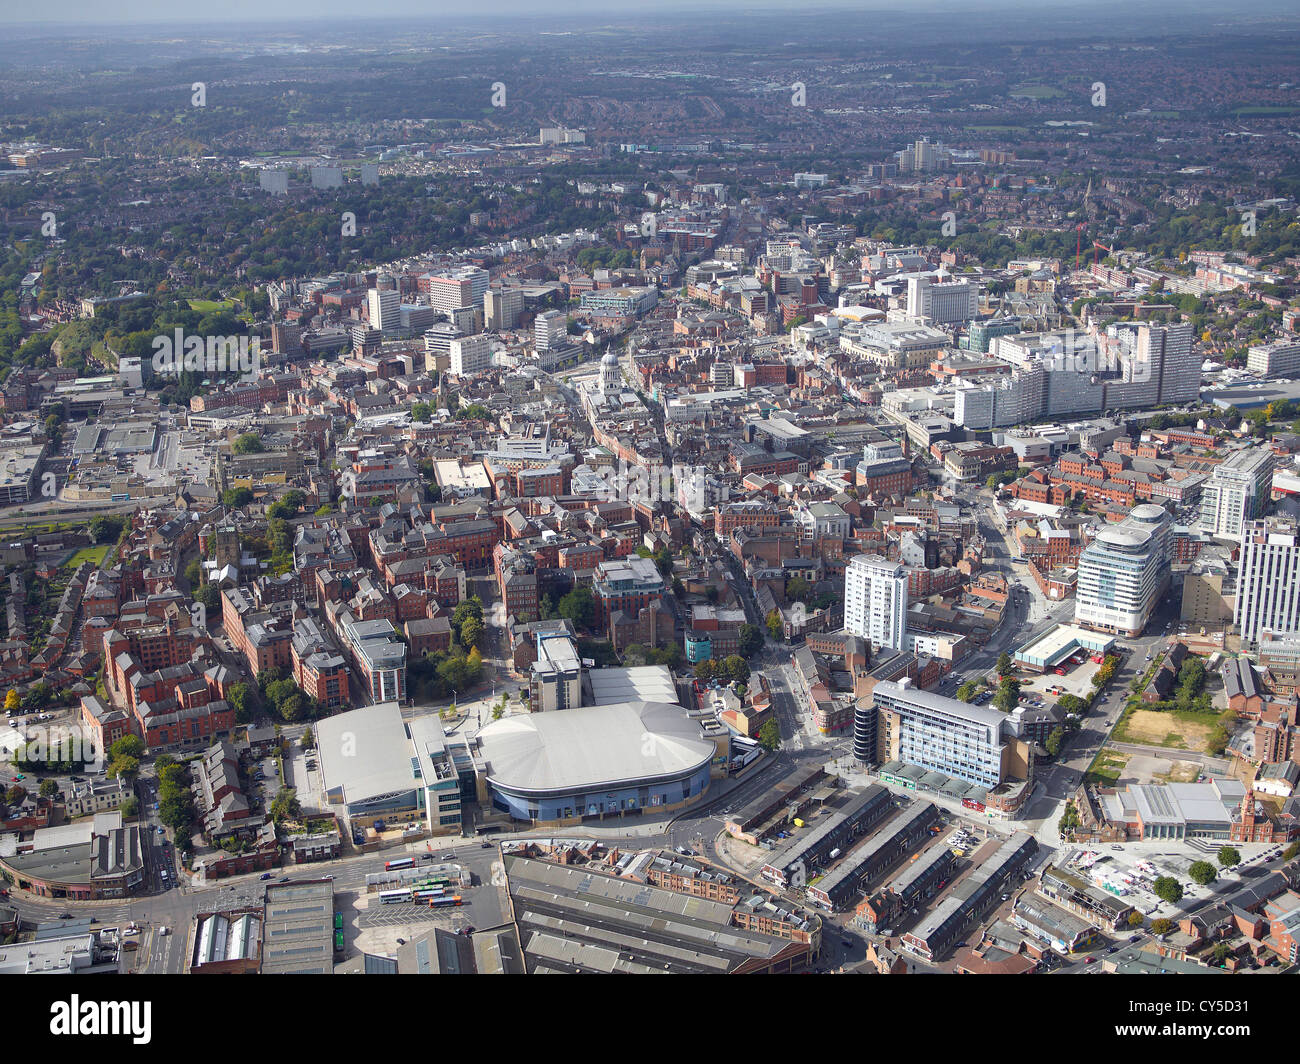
1127 911 1144 929
1209 942 1232 967
109 754 140 781
279 693 306 722
120 796 139 818
694 659 717 683
765 609 783 641
993 678 1021 713
232 432 263 454
1150 918 1174 935
785 576 811 604
269 787 301 825
1152 876 1184 904
1217 845 1240 868
956 682 977 703
39 779 58 799
109 735 145 761
557 587 595 630
222 487 254 508
721 655 750 685
996 652 1012 676
89 514 128 543
411 401 432 423
1188 860 1217 886
302 726 315 750
459 615 485 651
5 785 26 805
3 689 17 712
758 717 781 752
228 681 254 723
737 623 764 659
1045 726 1064 757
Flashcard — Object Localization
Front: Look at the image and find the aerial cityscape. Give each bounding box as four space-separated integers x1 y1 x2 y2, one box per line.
2 0 1300 998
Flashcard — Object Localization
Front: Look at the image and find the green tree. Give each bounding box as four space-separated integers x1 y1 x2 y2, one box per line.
557 587 595 630
228 681 254 724
721 655 750 685
737 623 764 659
109 735 145 761
993 678 1021 713
269 787 301 824
301 726 315 750
222 487 254 508
956 682 977 703
108 754 140 781
4 785 25 806
459 615 485 651
1045 726 1064 757
758 717 781 752
39 779 58 799
694 659 717 684
1188 861 1216 886
411 401 432 423
1152 876 1184 904
765 609 784 641
120 796 139 818
1127 911 1144 929
232 432 264 454
89 514 128 543
1217 846 1240 868
1150 918 1174 935
996 652 1012 676
1209 942 1232 967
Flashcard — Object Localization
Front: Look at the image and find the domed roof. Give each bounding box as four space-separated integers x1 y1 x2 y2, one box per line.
602 349 619 366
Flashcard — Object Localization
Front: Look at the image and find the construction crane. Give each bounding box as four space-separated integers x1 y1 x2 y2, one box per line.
1093 240 1114 267
1075 223 1086 272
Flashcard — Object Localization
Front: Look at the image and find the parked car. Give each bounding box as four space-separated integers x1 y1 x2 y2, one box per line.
259 872 273 881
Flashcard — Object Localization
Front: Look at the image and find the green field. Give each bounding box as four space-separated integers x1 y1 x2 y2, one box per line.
1009 85 1064 99
187 299 236 313
64 544 111 569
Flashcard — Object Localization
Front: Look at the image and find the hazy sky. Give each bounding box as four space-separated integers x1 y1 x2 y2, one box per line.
12 0 1293 26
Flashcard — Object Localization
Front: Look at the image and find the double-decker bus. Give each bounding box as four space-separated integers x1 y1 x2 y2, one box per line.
413 888 446 901
385 857 414 871
379 889 413 904
430 894 462 907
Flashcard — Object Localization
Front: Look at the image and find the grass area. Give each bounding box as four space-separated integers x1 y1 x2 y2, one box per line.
964 125 1030 134
1231 106 1300 115
63 544 111 569
187 298 236 313
1113 708 1216 751
1087 749 1130 787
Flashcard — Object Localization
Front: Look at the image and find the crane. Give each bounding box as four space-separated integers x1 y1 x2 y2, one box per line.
1093 240 1114 267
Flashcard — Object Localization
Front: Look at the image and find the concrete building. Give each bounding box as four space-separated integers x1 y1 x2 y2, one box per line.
1074 503 1171 637
530 631 582 712
367 288 401 333
843 554 908 651
906 275 978 325
1236 518 1300 646
448 334 493 377
1198 446 1274 541
1247 340 1300 378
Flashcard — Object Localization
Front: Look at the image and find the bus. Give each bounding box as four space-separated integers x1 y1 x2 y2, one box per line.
430 894 462 907
333 913 343 930
413 888 446 901
379 889 413 904
334 930 345 952
385 858 414 871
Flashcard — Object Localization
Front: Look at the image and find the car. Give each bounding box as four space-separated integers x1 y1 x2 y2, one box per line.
1108 946 1119 953
1085 955 1096 963
459 925 476 936
1129 935 1141 943
160 869 168 879
259 872 273 880
396 938 406 945
444 852 456 860
480 841 493 849
279 876 290 882
59 912 73 919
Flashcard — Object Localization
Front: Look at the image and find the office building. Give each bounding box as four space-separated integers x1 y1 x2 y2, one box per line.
1198 446 1274 541
1247 341 1300 378
422 266 489 317
530 631 582 712
534 309 567 353
310 166 343 190
485 287 524 331
1235 519 1300 646
423 322 464 373
258 169 289 195
865 680 1020 791
843 554 907 651
1074 503 1171 637
906 275 978 325
449 334 493 377
367 288 400 332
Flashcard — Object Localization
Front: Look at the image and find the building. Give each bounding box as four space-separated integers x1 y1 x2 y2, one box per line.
534 309 567 353
367 288 401 333
484 287 524 331
261 879 337 975
422 266 489 317
760 785 896 889
1236 519 1300 646
1198 446 1274 541
1074 503 1171 637
474 701 715 824
314 702 466 834
592 556 664 627
448 334 493 377
843 554 908 651
906 275 978 325
530 631 582 712
1247 340 1300 378
864 679 1022 791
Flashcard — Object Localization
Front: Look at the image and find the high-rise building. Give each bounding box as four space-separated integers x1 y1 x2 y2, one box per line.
1235 519 1300 646
861 679 1007 788
906 275 978 325
367 288 400 332
309 166 343 190
423 322 464 373
843 555 907 651
485 287 524 331
1198 446 1274 541
422 267 489 317
449 334 493 377
1247 340 1300 378
1074 503 1171 637
534 309 567 353
258 169 289 195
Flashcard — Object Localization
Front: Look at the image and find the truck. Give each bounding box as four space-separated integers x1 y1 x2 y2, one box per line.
828 847 842 860
792 818 805 828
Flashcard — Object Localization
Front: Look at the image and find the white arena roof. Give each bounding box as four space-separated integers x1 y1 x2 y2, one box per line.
476 701 714 795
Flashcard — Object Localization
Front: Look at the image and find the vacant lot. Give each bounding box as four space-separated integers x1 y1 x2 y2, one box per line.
63 544 111 569
1116 709 1214 752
